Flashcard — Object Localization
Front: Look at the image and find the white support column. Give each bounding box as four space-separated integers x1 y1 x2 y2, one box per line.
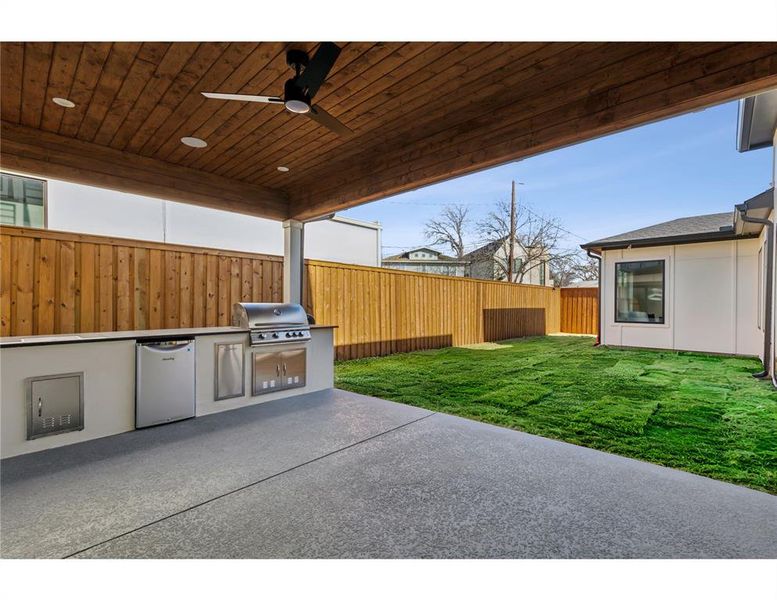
283 219 304 305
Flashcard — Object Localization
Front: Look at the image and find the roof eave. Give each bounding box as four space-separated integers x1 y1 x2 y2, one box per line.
737 90 777 153
737 96 756 152
581 230 754 253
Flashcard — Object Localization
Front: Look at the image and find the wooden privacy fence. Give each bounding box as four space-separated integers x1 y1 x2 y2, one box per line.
306 261 560 360
0 226 283 336
1 226 572 360
560 287 599 335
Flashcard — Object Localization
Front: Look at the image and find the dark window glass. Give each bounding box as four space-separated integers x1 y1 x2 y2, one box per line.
615 260 665 324
0 173 45 228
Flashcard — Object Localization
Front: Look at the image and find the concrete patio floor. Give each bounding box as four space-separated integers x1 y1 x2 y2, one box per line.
2 389 776 559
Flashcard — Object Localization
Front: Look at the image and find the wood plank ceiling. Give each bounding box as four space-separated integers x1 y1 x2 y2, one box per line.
2 42 777 221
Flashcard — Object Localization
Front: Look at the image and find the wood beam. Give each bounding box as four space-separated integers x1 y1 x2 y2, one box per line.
0 121 289 220
289 44 777 220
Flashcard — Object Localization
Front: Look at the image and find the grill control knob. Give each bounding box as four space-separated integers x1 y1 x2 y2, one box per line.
272 333 279 338
286 332 292 338
257 333 265 339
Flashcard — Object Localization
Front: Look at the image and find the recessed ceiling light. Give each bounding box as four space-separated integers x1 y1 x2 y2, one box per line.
277 166 290 172
52 97 75 108
180 136 207 148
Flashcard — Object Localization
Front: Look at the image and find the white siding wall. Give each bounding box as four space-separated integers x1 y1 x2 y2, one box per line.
772 129 777 374
44 179 381 266
601 238 762 357
490 240 550 286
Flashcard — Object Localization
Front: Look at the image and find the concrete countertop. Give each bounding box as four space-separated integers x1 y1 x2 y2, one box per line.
0 325 337 348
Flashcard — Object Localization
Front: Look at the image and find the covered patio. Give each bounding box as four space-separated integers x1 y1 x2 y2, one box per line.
2 42 777 560
3 388 776 559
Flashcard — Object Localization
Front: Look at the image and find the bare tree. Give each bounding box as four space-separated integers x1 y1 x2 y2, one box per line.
423 204 471 258
477 200 572 284
549 251 600 287
574 254 600 282
549 253 581 287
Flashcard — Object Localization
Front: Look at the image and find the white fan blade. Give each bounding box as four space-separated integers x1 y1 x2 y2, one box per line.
201 92 284 104
307 105 354 138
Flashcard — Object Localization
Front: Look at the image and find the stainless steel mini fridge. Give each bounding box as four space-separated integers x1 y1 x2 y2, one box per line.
135 339 196 428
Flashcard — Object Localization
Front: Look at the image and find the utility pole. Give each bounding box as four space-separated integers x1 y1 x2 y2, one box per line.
507 180 517 283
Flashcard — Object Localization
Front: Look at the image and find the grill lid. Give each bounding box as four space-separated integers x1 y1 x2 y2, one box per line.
232 302 308 330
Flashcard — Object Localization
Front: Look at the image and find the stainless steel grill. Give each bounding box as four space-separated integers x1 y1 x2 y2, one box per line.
232 302 311 346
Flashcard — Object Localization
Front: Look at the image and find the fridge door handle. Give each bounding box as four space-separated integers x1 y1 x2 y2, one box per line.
142 342 192 353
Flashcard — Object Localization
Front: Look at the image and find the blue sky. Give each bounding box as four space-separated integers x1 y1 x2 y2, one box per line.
340 100 774 256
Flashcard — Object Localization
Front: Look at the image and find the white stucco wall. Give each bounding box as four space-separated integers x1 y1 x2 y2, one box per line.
305 216 382 266
772 129 777 375
601 238 763 357
43 178 381 266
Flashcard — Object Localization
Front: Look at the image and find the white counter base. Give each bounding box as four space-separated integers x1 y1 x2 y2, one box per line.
0 328 334 459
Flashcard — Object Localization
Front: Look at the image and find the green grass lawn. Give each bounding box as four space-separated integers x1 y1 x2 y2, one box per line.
335 336 777 494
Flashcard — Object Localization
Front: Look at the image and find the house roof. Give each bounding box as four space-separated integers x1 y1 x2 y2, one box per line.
581 212 738 251
461 239 504 261
583 188 774 252
383 247 465 263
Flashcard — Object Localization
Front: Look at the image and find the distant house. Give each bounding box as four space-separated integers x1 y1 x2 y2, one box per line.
382 247 469 276
463 237 551 286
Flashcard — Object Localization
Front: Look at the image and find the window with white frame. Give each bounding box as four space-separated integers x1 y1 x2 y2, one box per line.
615 260 665 324
0 172 46 229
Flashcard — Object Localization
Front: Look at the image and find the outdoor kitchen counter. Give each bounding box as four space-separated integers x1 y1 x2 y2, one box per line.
0 326 336 459
0 324 337 348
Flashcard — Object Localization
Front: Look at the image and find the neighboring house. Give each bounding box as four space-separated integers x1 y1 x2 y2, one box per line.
0 172 383 267
382 247 469 276
581 190 772 358
563 280 599 288
463 238 551 286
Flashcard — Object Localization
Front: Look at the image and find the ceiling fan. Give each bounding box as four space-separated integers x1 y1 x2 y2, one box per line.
201 43 353 138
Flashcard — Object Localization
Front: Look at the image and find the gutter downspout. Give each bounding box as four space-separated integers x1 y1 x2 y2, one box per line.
736 203 773 379
586 249 603 346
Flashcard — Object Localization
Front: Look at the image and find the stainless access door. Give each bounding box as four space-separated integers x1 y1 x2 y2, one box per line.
27 372 84 439
280 349 306 390
215 342 245 401
252 351 281 396
136 339 195 428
